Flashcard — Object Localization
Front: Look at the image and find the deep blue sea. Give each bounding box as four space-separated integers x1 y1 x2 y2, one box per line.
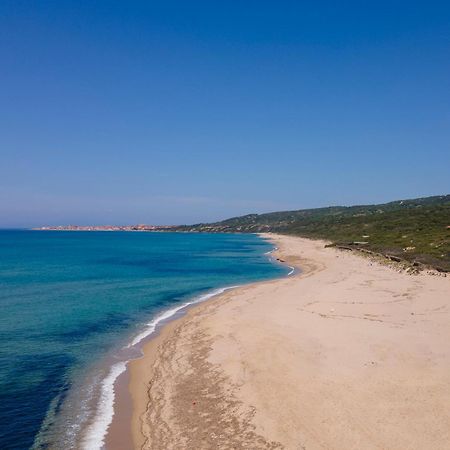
0 230 287 449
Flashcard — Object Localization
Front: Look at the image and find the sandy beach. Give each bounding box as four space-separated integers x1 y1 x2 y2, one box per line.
124 234 450 450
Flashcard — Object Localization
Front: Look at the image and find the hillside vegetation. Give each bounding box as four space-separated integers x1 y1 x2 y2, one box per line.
175 195 450 271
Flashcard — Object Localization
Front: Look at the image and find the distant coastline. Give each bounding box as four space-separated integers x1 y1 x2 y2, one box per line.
32 194 450 272
33 224 177 232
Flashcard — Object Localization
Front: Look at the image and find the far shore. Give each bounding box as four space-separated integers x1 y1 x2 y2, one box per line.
110 233 450 449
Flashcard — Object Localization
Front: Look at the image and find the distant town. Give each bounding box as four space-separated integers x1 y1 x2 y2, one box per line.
34 224 178 232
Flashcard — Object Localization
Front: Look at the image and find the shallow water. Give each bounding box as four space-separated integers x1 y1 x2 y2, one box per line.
0 231 286 449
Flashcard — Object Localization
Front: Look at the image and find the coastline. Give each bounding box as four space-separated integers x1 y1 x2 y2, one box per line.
100 236 291 450
117 233 450 449
102 286 248 450
115 234 306 450
83 286 259 450
37 233 288 450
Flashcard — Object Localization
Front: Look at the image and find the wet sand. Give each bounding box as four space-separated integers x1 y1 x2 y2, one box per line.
122 234 450 449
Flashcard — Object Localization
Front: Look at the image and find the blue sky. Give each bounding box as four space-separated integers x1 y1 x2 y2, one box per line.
1 1 449 227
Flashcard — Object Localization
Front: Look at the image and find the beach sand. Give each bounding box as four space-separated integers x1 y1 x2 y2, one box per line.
125 234 450 450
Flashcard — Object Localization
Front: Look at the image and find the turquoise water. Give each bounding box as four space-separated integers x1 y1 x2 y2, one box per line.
0 231 286 449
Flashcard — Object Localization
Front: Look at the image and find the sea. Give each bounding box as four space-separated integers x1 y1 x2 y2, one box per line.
0 230 288 449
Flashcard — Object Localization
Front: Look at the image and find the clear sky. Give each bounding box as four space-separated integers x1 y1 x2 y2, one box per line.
1 1 449 227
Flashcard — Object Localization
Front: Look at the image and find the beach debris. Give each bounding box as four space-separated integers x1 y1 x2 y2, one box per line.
336 245 353 251
386 255 402 262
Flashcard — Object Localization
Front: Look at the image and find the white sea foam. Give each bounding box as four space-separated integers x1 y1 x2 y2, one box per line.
81 361 127 450
81 285 238 450
128 286 238 347
265 246 294 275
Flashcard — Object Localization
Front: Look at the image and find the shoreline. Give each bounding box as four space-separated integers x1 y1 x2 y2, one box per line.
107 234 308 449
102 286 247 450
82 286 261 450
81 235 289 450
119 233 450 449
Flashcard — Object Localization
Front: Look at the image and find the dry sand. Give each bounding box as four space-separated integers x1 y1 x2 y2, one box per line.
127 234 450 450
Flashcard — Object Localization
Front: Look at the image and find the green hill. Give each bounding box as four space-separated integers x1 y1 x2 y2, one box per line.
175 195 450 271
